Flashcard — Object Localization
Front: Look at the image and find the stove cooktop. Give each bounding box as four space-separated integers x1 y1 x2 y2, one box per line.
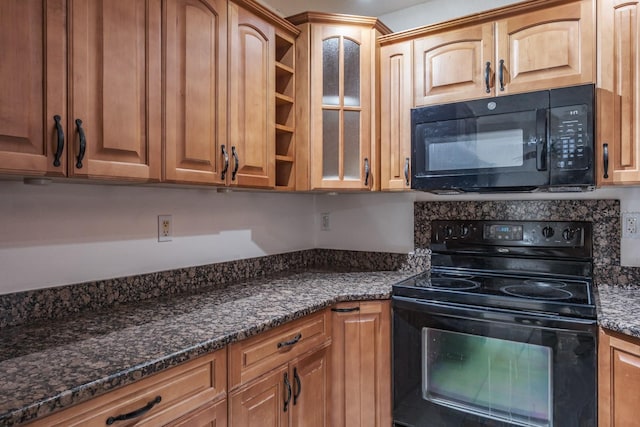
393 269 595 319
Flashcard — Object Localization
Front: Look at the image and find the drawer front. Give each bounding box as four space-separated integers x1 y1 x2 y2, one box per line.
228 309 331 389
28 348 226 427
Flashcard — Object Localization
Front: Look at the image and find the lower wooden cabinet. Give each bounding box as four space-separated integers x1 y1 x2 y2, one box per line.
599 327 640 426
330 300 391 427
27 348 227 427
228 344 330 427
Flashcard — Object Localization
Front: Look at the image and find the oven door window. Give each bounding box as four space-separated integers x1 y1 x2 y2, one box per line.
418 110 540 173
422 328 552 427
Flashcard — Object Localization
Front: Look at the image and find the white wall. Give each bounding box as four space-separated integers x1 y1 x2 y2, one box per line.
379 0 521 32
0 180 316 294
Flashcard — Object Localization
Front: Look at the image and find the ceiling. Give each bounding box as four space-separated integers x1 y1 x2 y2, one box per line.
259 0 430 18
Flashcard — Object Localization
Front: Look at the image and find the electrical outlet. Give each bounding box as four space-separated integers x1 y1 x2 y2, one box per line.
321 212 330 231
623 212 640 239
158 215 172 242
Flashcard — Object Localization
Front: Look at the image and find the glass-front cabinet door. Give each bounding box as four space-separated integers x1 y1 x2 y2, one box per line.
291 14 389 191
312 24 372 190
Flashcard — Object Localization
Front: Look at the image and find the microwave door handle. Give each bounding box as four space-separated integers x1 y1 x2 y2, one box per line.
536 109 548 171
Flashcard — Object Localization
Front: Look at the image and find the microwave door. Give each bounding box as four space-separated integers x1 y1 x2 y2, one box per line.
414 108 549 191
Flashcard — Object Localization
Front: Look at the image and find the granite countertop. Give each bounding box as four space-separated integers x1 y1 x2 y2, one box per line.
0 269 414 426
595 285 640 338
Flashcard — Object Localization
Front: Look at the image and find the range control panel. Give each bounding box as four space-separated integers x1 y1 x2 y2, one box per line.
431 220 592 248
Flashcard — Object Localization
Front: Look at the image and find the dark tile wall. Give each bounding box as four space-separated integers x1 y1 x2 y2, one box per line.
414 199 640 286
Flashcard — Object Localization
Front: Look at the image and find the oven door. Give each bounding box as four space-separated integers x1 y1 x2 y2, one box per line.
392 297 596 427
411 90 549 192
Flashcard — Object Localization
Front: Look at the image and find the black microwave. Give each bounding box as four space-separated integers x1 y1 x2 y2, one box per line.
410 84 595 193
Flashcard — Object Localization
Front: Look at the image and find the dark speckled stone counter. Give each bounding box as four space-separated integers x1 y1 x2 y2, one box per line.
0 269 414 426
596 285 640 339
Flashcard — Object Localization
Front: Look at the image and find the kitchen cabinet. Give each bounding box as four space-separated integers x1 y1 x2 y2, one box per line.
164 0 228 185
228 309 332 426
599 328 640 426
0 0 66 177
0 0 162 181
27 348 227 426
291 13 391 191
379 40 413 191
227 2 276 189
411 0 595 106
330 301 391 427
596 0 640 185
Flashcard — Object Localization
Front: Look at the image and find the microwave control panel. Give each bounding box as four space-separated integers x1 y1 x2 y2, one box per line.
550 104 589 171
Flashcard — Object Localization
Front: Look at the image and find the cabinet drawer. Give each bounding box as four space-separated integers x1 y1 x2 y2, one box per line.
28 348 226 427
228 309 331 389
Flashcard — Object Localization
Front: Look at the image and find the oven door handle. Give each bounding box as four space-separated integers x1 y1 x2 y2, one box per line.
392 296 596 332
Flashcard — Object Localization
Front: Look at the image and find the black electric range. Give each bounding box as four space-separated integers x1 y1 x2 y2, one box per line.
393 220 596 319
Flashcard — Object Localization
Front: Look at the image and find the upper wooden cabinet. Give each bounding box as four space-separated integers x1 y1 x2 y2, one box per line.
0 0 162 181
292 13 391 191
68 0 162 181
409 0 595 106
164 0 228 185
0 0 66 177
599 328 640 426
228 2 275 189
380 41 413 191
597 0 640 185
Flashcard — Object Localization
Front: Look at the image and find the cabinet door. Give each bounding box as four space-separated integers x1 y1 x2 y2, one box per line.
228 3 275 189
291 345 330 427
413 23 494 106
380 41 413 190
69 0 161 181
310 25 373 190
597 0 640 184
229 364 289 427
164 0 227 185
599 328 640 426
495 0 595 95
0 0 66 176
165 399 227 427
330 301 391 427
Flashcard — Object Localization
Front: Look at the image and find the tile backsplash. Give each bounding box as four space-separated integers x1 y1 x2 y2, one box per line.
414 199 640 286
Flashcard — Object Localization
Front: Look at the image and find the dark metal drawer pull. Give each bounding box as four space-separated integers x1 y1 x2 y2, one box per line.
293 367 301 405
221 144 229 180
283 372 292 412
404 157 410 186
484 61 491 93
364 157 370 186
603 143 609 179
75 119 86 169
499 59 505 91
277 333 302 349
106 396 161 425
331 307 360 313
231 146 239 181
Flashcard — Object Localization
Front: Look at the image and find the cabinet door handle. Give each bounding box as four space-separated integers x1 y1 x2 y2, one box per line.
331 307 360 313
499 59 505 91
75 119 86 169
293 367 301 405
404 157 410 186
53 115 65 167
283 372 292 412
484 61 491 93
106 396 161 425
603 143 609 179
220 145 229 180
364 157 370 186
278 333 302 349
231 146 239 181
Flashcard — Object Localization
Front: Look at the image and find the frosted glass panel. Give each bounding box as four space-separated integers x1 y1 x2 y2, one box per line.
423 328 552 427
322 37 339 106
344 111 360 179
323 110 339 179
343 39 360 107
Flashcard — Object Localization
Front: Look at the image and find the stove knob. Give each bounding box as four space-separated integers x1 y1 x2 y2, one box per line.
542 226 555 238
443 225 454 238
562 228 576 241
460 224 470 237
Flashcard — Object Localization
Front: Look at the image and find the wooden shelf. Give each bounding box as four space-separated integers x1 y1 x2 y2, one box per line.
275 123 294 134
276 61 294 75
275 93 294 106
276 154 294 163
274 31 296 190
